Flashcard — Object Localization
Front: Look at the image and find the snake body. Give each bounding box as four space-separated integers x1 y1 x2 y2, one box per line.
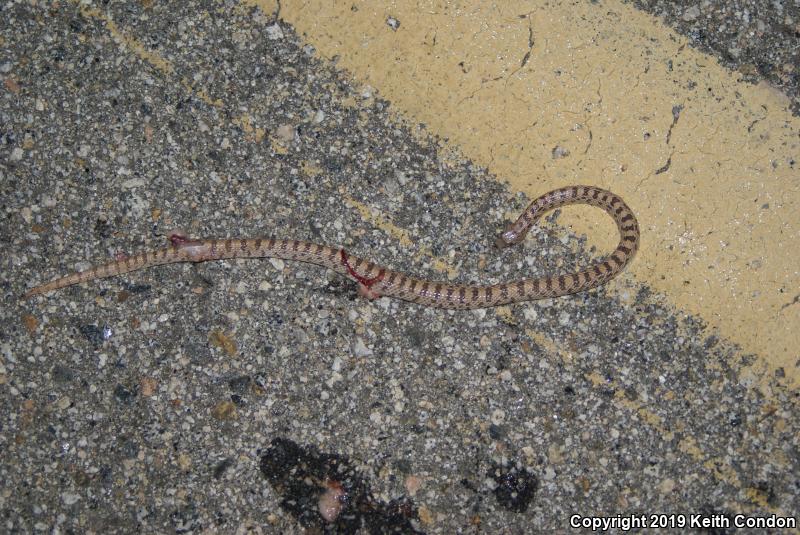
23 185 639 309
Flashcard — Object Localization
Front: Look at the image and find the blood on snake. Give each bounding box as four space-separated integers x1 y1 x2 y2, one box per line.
23 185 639 309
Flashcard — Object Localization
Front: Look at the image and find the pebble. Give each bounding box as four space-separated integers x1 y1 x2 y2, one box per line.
265 23 284 40
681 5 700 21
551 145 569 159
491 408 506 425
61 492 81 505
404 475 423 496
275 124 295 143
353 338 372 357
121 178 145 189
377 297 392 311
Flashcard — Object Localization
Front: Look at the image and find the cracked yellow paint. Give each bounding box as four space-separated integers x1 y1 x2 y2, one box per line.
250 0 800 389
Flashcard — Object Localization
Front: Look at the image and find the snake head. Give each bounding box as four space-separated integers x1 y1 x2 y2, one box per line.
495 229 520 249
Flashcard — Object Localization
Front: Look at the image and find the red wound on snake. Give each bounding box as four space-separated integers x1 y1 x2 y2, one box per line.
340 249 385 296
167 229 190 247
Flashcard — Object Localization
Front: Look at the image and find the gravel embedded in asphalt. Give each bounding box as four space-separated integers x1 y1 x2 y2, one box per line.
1 2 797 532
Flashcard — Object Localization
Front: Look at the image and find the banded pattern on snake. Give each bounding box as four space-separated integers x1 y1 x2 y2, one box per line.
23 185 639 309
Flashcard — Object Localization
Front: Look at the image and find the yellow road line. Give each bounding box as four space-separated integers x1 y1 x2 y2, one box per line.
255 0 800 390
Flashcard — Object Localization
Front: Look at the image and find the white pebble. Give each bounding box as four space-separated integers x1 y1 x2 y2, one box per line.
682 6 700 21
266 23 284 40
258 280 273 291
659 478 676 493
491 408 506 425
353 338 372 357
275 124 294 143
62 492 81 505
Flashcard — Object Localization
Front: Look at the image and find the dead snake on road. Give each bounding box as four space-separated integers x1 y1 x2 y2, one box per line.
24 185 639 309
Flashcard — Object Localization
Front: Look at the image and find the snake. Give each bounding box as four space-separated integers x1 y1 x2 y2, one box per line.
23 185 639 309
